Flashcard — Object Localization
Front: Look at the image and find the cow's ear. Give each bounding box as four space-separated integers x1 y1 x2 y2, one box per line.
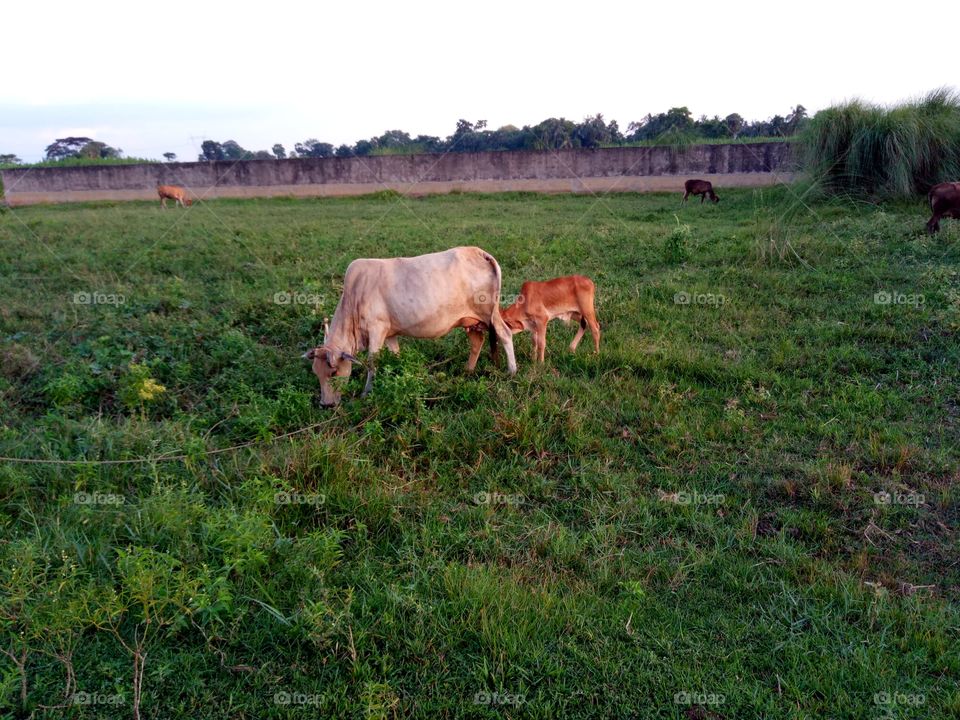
340 352 360 364
302 348 318 360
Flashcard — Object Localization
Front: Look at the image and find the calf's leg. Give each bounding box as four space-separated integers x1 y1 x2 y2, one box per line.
465 329 484 372
570 317 587 353
586 315 601 353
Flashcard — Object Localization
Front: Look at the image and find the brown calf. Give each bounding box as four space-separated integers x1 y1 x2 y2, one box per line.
494 275 601 363
926 182 960 233
157 185 193 208
682 179 719 204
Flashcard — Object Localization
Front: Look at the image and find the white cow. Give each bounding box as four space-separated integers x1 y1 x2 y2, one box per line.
304 246 517 406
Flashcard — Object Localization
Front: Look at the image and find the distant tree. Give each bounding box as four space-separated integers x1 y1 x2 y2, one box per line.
768 114 787 136
696 115 729 139
0 154 22 164
199 140 225 161
376 130 413 149
252 150 273 159
272 143 286 160
335 144 354 157
294 139 334 158
163 152 177 162
353 139 375 156
412 135 443 153
444 119 487 151
44 137 94 161
43 137 121 161
76 141 121 159
786 104 808 134
724 113 745 139
529 118 577 150
573 114 616 148
220 140 250 160
627 107 695 141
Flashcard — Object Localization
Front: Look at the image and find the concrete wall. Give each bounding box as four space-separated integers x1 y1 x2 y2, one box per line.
1 143 795 206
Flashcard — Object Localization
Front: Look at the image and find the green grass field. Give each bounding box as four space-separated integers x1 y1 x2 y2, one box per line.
0 189 958 719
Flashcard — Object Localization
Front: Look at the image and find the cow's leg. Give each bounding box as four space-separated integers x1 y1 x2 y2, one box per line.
700 193 705 204
465 329 484 372
361 331 386 397
681 190 689 204
385 336 400 354
927 213 942 234
160 197 167 209
489 313 517 375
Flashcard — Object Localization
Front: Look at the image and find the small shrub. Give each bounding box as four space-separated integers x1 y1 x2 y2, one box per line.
663 216 692 263
118 363 167 412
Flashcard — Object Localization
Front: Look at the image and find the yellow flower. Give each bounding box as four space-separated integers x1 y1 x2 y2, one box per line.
137 378 166 402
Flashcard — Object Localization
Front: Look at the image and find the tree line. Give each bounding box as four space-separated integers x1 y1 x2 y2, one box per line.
1 106 808 166
195 106 808 161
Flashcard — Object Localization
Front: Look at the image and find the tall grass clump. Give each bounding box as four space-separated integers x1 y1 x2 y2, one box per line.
799 87 960 199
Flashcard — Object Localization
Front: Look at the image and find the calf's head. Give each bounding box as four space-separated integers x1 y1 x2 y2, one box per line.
500 300 526 333
303 346 358 407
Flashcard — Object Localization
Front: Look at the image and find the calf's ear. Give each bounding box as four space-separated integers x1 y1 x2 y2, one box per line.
340 352 360 364
302 348 317 360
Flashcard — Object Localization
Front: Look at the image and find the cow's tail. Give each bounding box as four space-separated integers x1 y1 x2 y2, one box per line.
481 250 504 362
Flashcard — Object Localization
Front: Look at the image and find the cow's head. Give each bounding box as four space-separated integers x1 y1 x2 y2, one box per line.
710 192 720 203
303 346 358 407
184 197 194 207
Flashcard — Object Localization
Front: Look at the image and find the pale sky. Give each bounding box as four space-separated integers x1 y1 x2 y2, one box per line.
2 0 954 162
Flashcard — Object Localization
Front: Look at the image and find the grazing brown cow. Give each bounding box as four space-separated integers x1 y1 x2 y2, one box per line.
926 182 960 233
303 246 517 407
485 275 600 363
157 185 193 208
682 179 719 204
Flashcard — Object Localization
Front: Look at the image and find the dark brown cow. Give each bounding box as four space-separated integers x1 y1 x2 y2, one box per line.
682 179 719 204
926 182 960 233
